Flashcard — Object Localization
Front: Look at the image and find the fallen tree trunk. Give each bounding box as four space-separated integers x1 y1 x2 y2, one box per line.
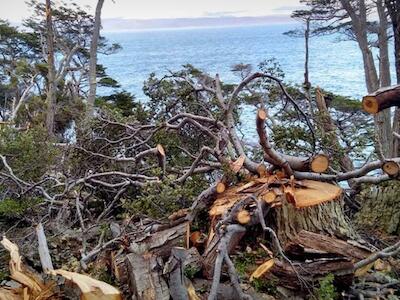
362 84 400 114
285 230 370 261
264 258 354 290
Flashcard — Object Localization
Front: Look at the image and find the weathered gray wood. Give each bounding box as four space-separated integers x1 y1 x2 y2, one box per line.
125 252 169 300
129 222 188 259
163 247 202 300
36 222 54 272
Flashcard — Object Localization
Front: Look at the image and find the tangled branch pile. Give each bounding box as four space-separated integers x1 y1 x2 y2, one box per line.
1 69 400 299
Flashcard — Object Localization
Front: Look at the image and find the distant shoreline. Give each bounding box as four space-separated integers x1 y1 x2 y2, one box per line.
102 22 296 33
102 15 296 33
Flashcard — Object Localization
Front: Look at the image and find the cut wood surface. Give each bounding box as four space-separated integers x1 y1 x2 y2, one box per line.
216 182 226 194
293 180 342 208
236 210 251 224
362 84 400 114
382 160 400 177
250 259 275 281
229 155 246 173
262 191 276 203
209 177 342 216
310 153 329 173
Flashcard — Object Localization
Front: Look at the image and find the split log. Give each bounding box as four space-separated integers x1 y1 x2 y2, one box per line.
125 253 169 300
129 221 189 259
50 269 122 300
156 144 166 176
250 259 275 281
0 237 122 300
0 238 50 298
382 160 400 177
362 84 400 114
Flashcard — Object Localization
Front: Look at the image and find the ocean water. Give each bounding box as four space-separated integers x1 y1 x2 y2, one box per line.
98 24 394 140
99 24 382 99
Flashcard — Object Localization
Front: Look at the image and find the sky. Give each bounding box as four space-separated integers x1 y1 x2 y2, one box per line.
0 0 303 22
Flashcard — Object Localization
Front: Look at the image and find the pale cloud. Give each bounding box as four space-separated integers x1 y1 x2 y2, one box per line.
0 0 301 22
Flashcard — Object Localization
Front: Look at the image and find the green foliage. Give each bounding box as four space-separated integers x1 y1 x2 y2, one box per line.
0 126 58 181
125 176 208 219
234 252 258 277
251 277 278 295
0 198 42 219
96 91 148 120
315 274 338 300
184 265 200 279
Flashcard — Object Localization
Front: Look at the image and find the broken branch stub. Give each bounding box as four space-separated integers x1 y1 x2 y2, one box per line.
362 84 400 114
382 160 400 177
310 153 329 173
235 210 251 225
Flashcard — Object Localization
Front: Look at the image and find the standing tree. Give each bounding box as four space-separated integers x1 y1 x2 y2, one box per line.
301 0 393 157
385 0 400 83
284 10 314 102
87 0 105 115
45 0 57 135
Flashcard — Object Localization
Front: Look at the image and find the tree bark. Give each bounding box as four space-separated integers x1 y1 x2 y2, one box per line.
386 0 400 156
376 0 394 157
274 197 355 244
340 0 392 157
87 0 104 116
356 181 400 235
45 0 57 136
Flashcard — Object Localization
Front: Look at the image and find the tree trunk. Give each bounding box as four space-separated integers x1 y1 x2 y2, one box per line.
376 0 394 158
386 0 400 156
341 0 392 157
87 0 104 116
356 182 400 235
274 197 355 244
45 0 57 136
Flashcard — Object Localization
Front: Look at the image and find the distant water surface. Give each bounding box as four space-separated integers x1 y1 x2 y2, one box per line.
99 24 394 140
